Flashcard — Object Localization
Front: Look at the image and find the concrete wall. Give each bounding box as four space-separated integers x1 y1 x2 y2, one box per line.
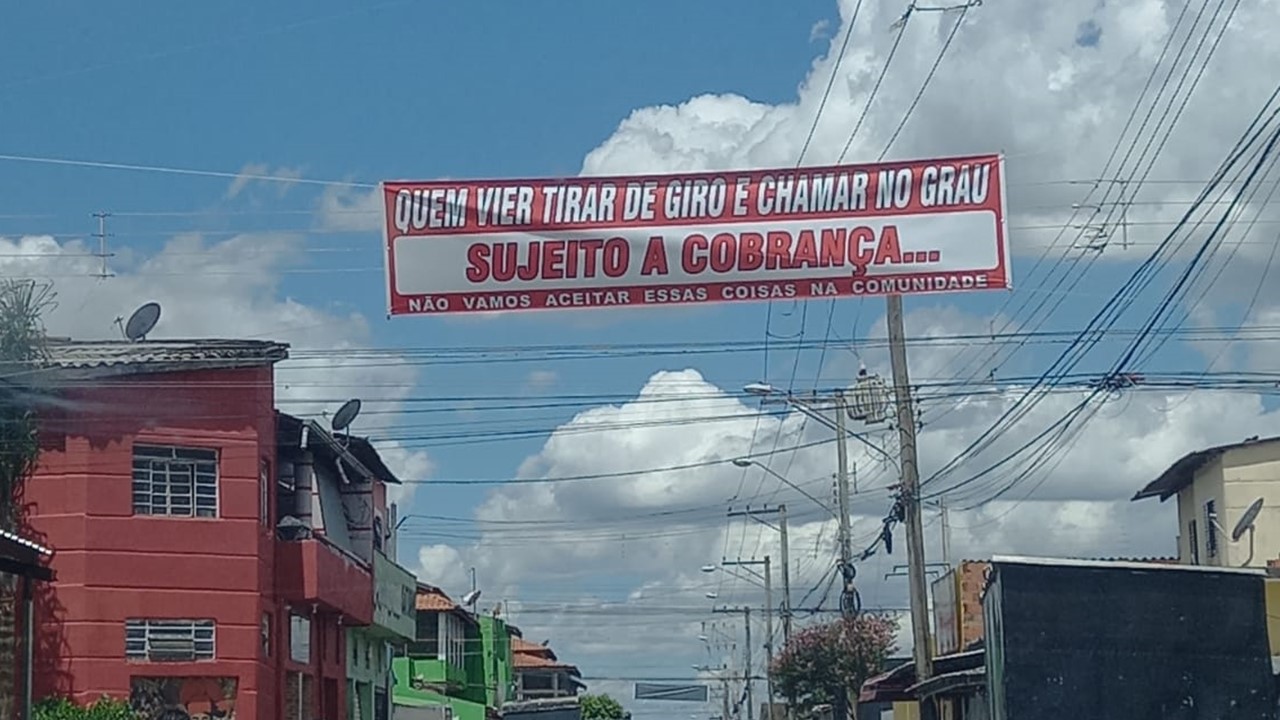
27 366 281 720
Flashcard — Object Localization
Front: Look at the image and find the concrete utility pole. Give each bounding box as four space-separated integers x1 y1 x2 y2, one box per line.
833 393 855 611
726 506 792 643
744 378 892 720
92 211 114 279
714 606 755 720
724 558 775 720
886 293 933 682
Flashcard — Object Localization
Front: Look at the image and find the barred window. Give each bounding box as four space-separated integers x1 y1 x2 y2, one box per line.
125 619 216 661
132 445 219 517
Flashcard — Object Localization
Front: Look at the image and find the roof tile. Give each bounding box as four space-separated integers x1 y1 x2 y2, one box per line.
416 587 458 611
43 339 289 378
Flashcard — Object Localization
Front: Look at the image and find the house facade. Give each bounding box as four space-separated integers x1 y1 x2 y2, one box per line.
25 338 417 720
276 414 416 720
510 632 584 701
1132 435 1280 567
394 588 522 720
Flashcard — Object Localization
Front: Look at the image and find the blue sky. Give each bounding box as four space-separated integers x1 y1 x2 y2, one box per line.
6 0 1280 713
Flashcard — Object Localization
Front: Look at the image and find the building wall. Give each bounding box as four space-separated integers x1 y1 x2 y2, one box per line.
348 626 393 720
1177 442 1280 568
1176 459 1225 565
1221 443 1280 568
478 616 514 708
27 366 280 720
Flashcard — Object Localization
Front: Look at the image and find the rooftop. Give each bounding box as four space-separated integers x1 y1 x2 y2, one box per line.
42 338 289 380
990 554 1266 577
1132 435 1280 502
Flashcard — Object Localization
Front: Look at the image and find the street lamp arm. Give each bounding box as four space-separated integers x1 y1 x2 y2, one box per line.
780 396 898 467
743 461 834 517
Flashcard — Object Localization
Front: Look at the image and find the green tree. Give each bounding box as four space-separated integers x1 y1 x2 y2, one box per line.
0 280 55 720
580 693 627 720
771 614 898 718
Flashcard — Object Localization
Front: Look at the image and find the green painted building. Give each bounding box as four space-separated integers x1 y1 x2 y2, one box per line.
350 550 417 719
393 585 518 720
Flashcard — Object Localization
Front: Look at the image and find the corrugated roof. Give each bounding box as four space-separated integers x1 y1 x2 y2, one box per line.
1133 435 1280 502
43 339 289 379
990 554 1266 576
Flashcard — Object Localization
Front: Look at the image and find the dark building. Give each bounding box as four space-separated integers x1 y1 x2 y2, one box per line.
984 555 1274 720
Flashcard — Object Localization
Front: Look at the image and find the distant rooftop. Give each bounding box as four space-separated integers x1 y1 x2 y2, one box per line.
1132 435 1280 502
42 338 289 379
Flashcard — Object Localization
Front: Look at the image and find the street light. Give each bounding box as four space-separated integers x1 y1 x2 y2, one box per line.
731 458 833 515
740 382 896 466
701 564 719 573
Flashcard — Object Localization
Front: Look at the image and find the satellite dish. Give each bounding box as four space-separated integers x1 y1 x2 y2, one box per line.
461 589 481 606
124 302 161 342
1232 497 1264 542
331 398 362 433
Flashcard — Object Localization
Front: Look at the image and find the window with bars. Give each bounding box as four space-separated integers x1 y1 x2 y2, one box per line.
1205 500 1219 558
125 619 216 661
132 445 219 518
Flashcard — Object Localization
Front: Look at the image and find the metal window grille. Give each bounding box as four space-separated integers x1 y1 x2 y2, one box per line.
132 445 219 518
1205 500 1219 558
125 619 216 661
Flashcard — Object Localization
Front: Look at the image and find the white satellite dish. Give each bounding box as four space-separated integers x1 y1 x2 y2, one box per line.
461 589 481 606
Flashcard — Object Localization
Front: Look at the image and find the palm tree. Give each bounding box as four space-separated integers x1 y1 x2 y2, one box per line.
0 280 54 720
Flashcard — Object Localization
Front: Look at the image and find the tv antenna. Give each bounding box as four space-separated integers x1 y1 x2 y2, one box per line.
120 302 161 342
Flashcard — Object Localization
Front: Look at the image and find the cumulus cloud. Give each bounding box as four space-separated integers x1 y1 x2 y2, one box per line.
524 369 559 392
225 162 305 200
316 185 382 233
0 230 433 507
415 347 1274 699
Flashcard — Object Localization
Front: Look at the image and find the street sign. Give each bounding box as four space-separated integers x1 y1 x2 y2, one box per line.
633 683 710 702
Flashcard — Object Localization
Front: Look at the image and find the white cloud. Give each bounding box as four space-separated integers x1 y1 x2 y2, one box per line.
316 185 382 233
581 0 1280 267
810 18 832 43
524 369 559 392
0 231 434 509
225 162 305 200
414 334 1276 706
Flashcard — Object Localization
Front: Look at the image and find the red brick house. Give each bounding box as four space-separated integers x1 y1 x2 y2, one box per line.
23 338 403 720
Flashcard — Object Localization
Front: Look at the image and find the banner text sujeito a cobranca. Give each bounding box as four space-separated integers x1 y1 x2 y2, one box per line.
382 154 1010 315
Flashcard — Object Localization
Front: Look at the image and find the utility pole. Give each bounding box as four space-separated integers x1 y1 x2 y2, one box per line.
724 558 774 720
939 498 952 570
714 606 754 720
832 395 855 720
91 211 115 279
886 293 933 684
726 506 792 643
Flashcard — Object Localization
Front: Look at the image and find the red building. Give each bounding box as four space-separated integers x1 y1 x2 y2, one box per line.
23 338 409 720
